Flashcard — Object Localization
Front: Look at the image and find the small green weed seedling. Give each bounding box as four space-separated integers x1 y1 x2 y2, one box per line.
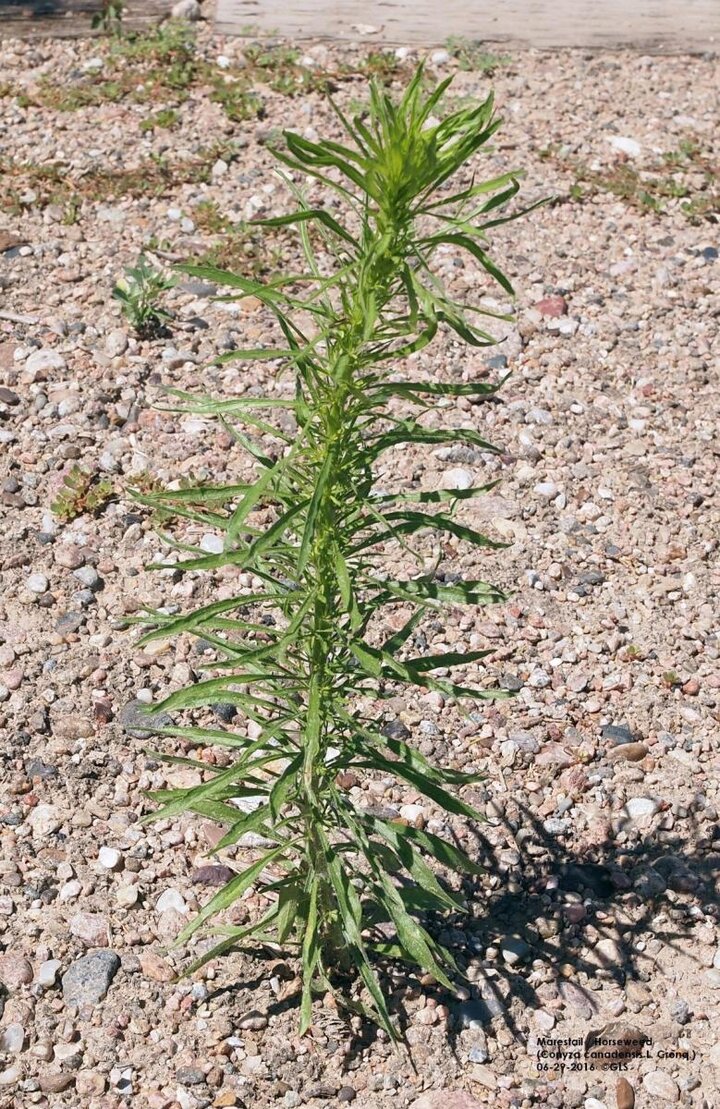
139 108 180 133
446 37 510 74
137 67 533 1035
52 466 113 521
92 0 124 37
113 255 176 336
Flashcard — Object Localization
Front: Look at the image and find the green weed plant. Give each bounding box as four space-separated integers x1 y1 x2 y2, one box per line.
136 68 533 1035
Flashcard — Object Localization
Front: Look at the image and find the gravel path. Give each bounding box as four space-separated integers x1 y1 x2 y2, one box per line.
0 10 718 1109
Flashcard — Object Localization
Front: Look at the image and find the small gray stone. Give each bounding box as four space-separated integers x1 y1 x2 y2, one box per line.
175 1066 205 1086
500 936 530 965
73 565 101 590
61 950 120 1009
601 724 635 746
454 998 503 1028
381 718 411 741
26 572 49 594
669 998 690 1024
120 699 173 738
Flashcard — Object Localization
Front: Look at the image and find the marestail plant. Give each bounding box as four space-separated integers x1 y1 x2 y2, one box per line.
135 68 533 1036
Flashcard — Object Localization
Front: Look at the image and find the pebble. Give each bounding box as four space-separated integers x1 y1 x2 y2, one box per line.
68 912 111 947
105 329 128 357
442 467 474 490
399 803 425 825
54 544 84 570
191 864 235 886
535 295 568 317
73 565 101 590
0 386 21 405
0 1066 21 1087
116 885 139 907
26 572 49 593
39 1072 76 1093
24 349 67 378
27 802 62 836
0 1024 24 1053
176 1066 206 1086
624 797 660 822
237 1009 268 1030
98 846 122 870
607 742 648 762
642 1071 679 1102
200 533 224 554
120 699 173 738
139 951 175 982
534 481 559 497
156 888 187 914
500 936 531 965
608 135 642 157
601 724 635 746
62 950 120 1009
0 954 33 989
616 1078 635 1109
36 959 63 987
455 994 504 1027
59 879 82 902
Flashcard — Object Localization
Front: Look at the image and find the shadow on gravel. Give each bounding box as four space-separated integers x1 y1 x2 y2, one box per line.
201 800 718 1069
438 802 719 1045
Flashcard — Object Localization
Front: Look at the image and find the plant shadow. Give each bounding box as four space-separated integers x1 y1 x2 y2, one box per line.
438 800 718 1047
245 795 718 1069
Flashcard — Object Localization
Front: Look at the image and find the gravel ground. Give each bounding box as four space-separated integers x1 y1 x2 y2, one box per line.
0 6 719 1109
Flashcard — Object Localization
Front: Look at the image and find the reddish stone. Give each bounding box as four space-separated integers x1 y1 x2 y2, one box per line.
535 295 568 317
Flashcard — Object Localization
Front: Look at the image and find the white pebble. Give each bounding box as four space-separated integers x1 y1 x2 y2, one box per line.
58 880 82 903
624 797 659 822
26 573 49 594
24 349 67 379
200 534 224 554
534 482 558 498
36 959 62 987
156 889 187 915
442 468 474 491
98 847 122 870
608 135 642 158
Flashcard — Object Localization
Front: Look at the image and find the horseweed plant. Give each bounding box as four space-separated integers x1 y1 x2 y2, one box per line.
136 68 531 1035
